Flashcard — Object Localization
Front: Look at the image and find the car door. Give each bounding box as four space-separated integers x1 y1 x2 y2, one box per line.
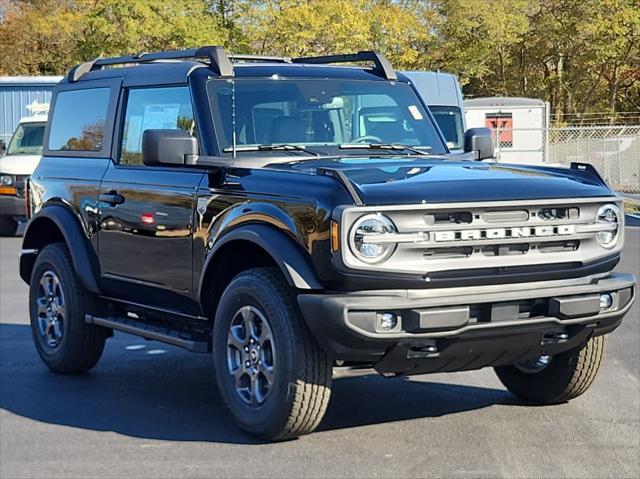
98 85 205 314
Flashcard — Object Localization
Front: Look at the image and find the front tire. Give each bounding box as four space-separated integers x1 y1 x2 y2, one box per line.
494 335 606 404
29 243 107 373
212 267 332 440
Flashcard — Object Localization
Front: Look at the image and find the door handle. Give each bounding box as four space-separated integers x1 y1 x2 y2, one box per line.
99 191 125 206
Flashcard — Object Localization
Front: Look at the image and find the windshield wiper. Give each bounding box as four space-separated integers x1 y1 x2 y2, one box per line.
223 144 321 156
339 143 432 156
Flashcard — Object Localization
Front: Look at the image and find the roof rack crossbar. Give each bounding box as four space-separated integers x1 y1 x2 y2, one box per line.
229 54 292 63
68 46 233 82
292 51 397 81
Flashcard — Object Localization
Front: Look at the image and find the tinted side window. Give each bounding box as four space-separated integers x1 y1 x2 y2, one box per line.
120 87 196 166
48 88 110 151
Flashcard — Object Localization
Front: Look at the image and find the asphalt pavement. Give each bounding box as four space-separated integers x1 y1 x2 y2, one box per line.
0 228 638 478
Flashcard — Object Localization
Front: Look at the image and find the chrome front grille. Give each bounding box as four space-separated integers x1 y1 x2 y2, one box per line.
339 197 623 276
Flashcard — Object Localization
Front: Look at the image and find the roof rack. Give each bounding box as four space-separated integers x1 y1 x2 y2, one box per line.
292 51 397 81
228 51 396 80
68 46 233 82
67 47 396 82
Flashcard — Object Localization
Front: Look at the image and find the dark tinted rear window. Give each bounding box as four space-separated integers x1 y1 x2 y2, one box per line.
48 88 111 151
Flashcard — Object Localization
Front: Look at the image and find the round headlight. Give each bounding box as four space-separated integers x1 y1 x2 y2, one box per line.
595 204 621 248
349 214 397 263
0 174 14 186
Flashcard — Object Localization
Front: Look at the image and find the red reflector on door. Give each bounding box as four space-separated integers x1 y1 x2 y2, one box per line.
140 213 154 224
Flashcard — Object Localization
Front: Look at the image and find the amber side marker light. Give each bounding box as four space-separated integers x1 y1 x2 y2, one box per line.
331 220 340 252
0 186 17 196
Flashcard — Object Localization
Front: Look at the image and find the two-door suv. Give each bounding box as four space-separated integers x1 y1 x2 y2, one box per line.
20 47 636 440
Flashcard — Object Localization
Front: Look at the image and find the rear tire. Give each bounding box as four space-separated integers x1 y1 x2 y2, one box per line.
494 335 606 404
29 243 107 373
0 217 16 236
212 267 332 440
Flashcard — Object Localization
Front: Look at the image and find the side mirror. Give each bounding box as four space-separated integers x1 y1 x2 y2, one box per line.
464 127 494 160
142 129 198 166
0 139 6 156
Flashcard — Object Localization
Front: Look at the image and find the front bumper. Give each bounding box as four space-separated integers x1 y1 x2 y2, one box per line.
0 195 25 218
298 272 636 375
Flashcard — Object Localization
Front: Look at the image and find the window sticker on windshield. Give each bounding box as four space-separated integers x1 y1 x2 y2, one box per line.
408 105 423 120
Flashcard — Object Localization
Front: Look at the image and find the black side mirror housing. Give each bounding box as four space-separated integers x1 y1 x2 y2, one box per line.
464 127 494 160
142 129 198 166
0 139 6 156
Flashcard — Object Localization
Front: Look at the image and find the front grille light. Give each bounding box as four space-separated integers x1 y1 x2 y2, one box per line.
595 204 622 248
0 174 14 186
349 213 397 264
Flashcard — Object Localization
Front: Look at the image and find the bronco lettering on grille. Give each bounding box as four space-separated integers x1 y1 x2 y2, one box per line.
433 225 577 242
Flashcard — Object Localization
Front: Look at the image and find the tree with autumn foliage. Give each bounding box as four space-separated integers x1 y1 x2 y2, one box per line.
0 0 638 118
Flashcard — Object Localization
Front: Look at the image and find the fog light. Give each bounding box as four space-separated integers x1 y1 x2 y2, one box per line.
377 312 398 331
599 293 613 310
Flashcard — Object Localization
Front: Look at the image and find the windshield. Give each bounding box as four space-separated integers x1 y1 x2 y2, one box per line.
7 122 46 156
429 106 464 150
207 79 447 155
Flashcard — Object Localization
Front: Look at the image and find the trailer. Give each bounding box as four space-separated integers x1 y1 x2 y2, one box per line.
464 96 550 164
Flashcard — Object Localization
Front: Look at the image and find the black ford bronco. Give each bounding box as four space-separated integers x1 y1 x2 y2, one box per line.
20 47 636 440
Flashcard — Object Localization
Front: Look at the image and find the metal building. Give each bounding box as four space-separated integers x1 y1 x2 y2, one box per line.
0 76 63 143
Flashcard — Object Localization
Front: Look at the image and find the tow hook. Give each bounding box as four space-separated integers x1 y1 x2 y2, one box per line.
408 342 438 358
542 330 569 345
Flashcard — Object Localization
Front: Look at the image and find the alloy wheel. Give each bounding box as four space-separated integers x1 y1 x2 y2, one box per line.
226 305 276 406
36 270 65 348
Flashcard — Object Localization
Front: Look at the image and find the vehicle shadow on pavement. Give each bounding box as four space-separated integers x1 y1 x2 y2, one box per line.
0 324 516 444
319 373 516 432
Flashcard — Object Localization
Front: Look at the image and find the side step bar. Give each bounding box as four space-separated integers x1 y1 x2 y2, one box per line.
85 314 210 353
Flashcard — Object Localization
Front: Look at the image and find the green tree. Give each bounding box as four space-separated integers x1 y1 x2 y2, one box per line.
509 0 640 118
77 0 228 59
237 0 435 67
431 0 529 94
0 0 229 75
0 0 637 118
0 0 84 74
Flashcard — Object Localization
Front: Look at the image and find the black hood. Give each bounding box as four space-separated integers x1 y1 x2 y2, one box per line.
281 157 613 205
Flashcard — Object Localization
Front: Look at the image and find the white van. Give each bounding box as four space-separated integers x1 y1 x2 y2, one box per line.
0 102 49 235
402 71 466 152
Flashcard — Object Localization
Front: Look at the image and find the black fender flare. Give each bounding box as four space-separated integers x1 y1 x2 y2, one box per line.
20 205 100 293
198 223 323 300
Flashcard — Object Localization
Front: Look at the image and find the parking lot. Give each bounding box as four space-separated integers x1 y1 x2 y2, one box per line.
0 226 638 479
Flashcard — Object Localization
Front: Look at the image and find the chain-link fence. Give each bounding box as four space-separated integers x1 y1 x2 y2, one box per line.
490 125 640 197
547 126 639 195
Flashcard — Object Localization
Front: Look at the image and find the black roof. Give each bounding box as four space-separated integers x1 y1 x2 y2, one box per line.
62 46 405 86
